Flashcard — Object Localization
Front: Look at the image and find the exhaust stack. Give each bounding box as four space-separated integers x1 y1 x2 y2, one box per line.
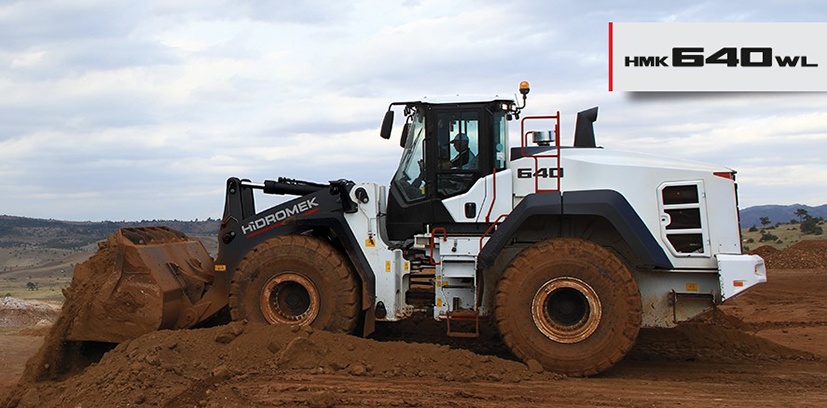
574 107 599 148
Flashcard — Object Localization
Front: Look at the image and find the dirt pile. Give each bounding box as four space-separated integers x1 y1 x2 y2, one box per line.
0 298 59 328
3 321 559 407
750 240 827 269
4 317 817 407
15 239 118 384
747 244 778 259
4 231 824 407
630 322 817 363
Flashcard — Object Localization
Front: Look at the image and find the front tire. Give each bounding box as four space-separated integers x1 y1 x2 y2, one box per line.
495 238 641 376
229 235 360 333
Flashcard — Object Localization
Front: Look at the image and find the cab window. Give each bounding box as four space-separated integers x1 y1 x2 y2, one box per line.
437 112 479 170
436 111 479 197
492 111 507 170
392 113 427 201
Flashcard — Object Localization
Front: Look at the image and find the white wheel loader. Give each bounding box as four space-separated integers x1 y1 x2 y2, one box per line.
64 82 766 376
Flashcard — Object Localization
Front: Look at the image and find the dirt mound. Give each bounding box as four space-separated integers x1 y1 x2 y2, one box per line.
3 321 559 407
5 317 816 407
5 229 823 407
16 240 118 383
755 240 827 269
0 298 60 328
629 323 817 363
747 244 778 259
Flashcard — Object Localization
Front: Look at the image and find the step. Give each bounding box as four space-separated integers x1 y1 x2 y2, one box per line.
446 310 480 338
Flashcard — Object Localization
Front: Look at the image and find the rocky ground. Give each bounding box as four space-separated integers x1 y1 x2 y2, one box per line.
0 243 825 407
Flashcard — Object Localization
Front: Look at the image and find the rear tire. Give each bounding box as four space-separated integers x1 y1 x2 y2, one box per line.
229 235 360 333
495 238 641 376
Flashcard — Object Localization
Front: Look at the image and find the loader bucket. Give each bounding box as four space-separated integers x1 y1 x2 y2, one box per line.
64 227 215 343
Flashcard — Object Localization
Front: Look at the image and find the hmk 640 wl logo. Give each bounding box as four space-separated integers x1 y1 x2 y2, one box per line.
625 47 818 68
242 197 319 236
610 23 827 91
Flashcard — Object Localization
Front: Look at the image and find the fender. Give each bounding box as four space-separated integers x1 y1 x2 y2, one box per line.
215 178 376 314
478 190 672 270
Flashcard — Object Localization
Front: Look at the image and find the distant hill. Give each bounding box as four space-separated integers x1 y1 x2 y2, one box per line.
2 204 825 250
739 204 827 228
0 215 220 250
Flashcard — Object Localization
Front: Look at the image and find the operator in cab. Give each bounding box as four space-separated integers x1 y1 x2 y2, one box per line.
448 133 477 170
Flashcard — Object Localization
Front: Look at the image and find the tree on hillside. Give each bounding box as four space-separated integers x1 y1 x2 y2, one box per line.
795 208 809 223
800 214 824 235
759 216 771 228
759 230 778 242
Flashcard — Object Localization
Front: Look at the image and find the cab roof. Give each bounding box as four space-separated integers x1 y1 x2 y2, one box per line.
393 95 516 105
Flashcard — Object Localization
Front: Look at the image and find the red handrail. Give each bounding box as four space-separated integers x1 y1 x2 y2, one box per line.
429 227 447 265
479 214 508 251
485 167 497 223
520 113 561 193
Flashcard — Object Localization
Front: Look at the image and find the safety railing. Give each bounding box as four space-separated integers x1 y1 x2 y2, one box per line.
520 113 561 193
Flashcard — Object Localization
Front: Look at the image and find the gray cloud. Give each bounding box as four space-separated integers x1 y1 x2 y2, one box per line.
0 1 144 49
1 0 827 221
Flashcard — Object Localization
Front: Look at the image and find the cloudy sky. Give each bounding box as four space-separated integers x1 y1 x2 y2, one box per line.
1 0 826 221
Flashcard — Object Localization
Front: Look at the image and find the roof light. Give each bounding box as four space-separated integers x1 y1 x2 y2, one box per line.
713 172 734 180
519 81 530 95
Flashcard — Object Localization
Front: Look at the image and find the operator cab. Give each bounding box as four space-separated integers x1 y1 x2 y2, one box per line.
380 84 530 241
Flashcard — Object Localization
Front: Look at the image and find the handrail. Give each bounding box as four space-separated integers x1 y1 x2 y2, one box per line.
429 227 447 265
520 113 562 193
484 167 497 223
479 214 508 251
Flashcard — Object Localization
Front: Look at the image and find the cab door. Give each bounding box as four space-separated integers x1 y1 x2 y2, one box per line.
386 102 507 240
437 108 511 223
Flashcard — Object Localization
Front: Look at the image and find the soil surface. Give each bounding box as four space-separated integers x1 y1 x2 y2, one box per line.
1 244 827 407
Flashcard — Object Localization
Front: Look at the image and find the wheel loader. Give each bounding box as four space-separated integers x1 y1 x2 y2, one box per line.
64 82 766 376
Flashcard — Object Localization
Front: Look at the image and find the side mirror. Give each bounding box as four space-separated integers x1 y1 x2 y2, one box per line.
380 110 394 139
399 122 410 148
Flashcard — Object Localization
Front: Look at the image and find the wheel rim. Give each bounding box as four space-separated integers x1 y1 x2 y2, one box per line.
260 272 320 325
531 277 602 344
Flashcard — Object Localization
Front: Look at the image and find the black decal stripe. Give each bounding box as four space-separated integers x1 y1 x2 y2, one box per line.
562 190 672 269
218 187 375 312
478 190 671 270
478 192 563 268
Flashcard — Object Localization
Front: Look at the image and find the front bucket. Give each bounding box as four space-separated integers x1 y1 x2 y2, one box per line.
64 227 215 343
